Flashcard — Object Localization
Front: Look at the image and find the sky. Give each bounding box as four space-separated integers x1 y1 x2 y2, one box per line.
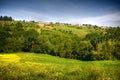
0 0 120 26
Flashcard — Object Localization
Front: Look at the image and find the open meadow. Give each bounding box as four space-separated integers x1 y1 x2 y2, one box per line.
0 52 120 80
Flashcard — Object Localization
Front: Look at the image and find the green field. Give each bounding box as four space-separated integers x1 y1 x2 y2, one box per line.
0 52 120 80
53 25 90 37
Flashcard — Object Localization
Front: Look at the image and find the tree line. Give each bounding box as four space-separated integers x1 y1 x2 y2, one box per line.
0 16 13 21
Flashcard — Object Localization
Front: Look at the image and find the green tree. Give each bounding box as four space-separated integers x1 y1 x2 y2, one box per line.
0 27 10 52
23 29 39 52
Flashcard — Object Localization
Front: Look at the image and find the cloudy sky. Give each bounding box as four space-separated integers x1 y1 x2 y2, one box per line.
0 0 120 26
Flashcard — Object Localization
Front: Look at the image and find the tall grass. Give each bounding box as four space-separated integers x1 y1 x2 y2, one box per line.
0 52 120 80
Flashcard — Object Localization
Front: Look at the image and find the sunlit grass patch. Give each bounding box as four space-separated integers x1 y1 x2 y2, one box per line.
53 25 90 37
0 54 20 62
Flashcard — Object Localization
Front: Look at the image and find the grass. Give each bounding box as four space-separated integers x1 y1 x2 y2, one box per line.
0 52 120 80
0 54 20 62
53 25 91 38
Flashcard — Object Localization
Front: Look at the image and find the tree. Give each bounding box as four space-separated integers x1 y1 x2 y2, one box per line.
5 37 24 52
0 16 13 21
0 27 10 52
86 32 102 50
23 29 39 52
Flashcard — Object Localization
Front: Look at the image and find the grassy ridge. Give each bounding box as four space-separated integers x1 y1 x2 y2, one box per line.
52 25 91 38
0 52 120 80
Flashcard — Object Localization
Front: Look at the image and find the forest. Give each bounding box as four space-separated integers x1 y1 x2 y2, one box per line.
0 16 120 61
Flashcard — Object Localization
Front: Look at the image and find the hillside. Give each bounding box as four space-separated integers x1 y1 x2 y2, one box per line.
0 20 120 60
0 52 120 80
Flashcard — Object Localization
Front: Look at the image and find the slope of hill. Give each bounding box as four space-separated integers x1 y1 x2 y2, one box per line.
0 20 120 60
0 52 120 80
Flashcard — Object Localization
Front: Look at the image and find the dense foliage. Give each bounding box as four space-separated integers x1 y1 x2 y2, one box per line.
0 16 120 60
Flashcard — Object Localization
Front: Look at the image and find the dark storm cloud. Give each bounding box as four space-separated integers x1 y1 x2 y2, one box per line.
0 0 120 26
1 0 120 13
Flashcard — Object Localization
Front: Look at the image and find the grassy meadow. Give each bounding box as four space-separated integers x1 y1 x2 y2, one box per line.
0 52 120 80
